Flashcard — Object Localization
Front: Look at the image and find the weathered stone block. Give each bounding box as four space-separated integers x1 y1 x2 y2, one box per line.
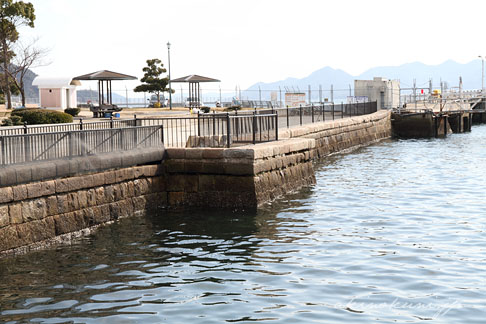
66 192 80 213
54 160 70 178
16 166 32 184
17 218 55 244
22 198 47 222
55 178 70 193
166 148 185 159
45 196 58 216
0 226 22 251
9 202 22 224
142 165 162 177
0 205 9 227
104 170 116 185
77 190 88 209
132 196 147 211
27 181 55 199
95 187 105 205
104 185 115 202
0 187 13 204
185 148 203 159
31 162 57 181
223 163 254 176
53 213 78 235
133 166 144 179
86 189 97 207
91 173 105 187
0 168 17 187
201 148 224 159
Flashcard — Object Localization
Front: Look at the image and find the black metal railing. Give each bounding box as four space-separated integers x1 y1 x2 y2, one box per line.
137 113 278 147
0 118 137 136
0 101 377 163
0 125 163 166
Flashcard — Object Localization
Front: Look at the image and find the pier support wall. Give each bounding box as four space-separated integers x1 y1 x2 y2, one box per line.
0 110 392 255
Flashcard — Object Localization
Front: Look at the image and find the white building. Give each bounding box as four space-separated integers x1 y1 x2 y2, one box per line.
32 77 81 109
354 77 400 109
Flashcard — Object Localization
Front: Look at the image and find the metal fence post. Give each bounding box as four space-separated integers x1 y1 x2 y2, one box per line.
134 114 137 127
322 103 325 121
226 113 231 148
0 137 4 166
23 122 31 162
161 125 164 144
68 131 73 159
332 103 335 120
286 105 289 128
275 113 278 141
110 116 114 129
341 103 344 119
79 118 83 130
197 112 201 136
299 104 303 125
311 104 314 123
252 111 257 145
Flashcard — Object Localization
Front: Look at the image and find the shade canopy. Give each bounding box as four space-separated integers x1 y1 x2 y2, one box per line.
170 74 220 108
73 70 137 81
170 74 220 83
72 70 137 107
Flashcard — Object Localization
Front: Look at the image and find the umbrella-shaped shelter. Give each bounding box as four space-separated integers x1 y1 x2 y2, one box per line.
73 70 137 117
170 74 220 108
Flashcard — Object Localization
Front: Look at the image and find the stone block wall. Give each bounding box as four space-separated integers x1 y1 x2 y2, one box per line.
163 137 316 208
279 110 392 157
0 164 166 254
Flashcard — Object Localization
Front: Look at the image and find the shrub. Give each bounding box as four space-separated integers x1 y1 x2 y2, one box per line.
1 115 23 126
225 106 241 111
11 108 73 125
201 106 210 113
64 108 81 117
153 102 161 108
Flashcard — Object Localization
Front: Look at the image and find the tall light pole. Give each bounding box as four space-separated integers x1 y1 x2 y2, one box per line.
479 55 484 94
167 41 172 110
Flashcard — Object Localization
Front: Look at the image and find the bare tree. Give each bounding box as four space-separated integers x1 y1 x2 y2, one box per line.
8 37 49 106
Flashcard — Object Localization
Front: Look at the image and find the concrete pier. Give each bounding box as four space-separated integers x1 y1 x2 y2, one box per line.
0 110 392 255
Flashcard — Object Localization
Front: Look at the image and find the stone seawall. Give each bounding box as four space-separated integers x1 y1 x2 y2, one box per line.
0 110 392 255
0 164 166 254
164 137 316 208
280 109 392 157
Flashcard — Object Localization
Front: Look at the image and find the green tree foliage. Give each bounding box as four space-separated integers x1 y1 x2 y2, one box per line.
0 0 35 108
134 58 171 104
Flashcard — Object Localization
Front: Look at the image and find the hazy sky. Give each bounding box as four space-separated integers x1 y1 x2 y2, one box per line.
23 0 486 92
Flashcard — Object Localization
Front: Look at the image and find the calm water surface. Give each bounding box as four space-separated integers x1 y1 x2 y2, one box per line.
1 125 486 323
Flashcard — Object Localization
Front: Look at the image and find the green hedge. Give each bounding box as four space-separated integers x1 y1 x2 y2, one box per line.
64 108 81 117
10 108 73 125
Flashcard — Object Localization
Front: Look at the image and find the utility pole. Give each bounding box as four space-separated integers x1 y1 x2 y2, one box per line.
479 56 485 94
413 79 417 110
308 85 311 105
167 41 172 110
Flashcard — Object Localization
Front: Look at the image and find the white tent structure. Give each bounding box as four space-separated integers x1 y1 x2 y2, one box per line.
32 77 81 109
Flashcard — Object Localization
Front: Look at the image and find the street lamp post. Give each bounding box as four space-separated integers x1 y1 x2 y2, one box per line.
167 42 172 110
479 55 484 95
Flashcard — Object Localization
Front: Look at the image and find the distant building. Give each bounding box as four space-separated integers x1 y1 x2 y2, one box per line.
354 77 400 109
32 77 81 109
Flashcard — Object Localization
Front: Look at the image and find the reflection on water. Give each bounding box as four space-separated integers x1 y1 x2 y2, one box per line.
1 126 486 323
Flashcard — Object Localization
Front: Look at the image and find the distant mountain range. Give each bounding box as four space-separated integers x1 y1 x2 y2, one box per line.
244 60 484 101
20 59 485 103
